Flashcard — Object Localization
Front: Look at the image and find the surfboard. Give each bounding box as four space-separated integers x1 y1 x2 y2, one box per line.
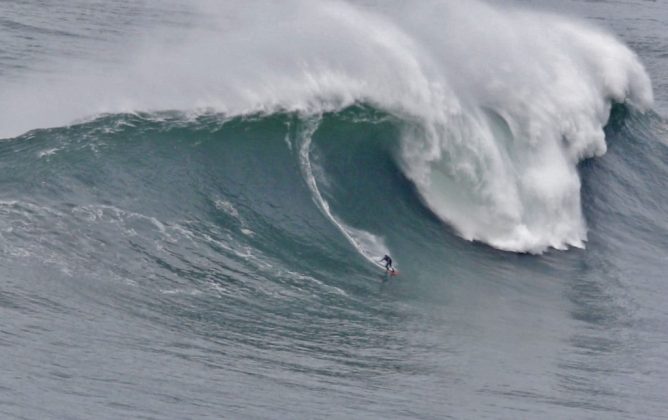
379 265 399 277
380 269 399 283
377 261 398 278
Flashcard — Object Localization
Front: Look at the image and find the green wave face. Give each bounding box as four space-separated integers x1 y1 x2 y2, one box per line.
2 104 666 293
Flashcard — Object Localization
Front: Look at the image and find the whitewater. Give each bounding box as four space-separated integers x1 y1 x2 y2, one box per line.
1 0 667 418
0 0 653 253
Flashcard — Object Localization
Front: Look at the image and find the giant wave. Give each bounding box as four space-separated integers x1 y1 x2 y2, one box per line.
0 0 653 253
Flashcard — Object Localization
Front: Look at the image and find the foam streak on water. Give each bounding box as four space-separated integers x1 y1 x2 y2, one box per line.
297 116 390 264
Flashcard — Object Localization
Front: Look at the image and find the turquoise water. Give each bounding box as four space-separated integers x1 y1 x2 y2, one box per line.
1 1 667 418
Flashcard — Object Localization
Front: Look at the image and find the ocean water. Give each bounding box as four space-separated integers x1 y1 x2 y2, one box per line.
1 1 667 418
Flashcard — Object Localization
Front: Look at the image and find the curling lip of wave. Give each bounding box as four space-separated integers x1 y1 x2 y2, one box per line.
0 0 653 254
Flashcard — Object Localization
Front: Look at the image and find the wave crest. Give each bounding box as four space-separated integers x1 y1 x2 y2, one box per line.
0 0 653 253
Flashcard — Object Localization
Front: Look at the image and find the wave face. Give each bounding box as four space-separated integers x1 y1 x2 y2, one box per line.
0 0 653 252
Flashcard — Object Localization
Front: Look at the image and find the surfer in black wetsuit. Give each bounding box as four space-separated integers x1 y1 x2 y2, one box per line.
381 255 394 273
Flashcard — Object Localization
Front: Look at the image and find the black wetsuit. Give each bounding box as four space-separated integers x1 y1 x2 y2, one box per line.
381 255 393 271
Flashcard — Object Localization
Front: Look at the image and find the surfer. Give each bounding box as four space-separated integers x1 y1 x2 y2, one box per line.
380 255 395 273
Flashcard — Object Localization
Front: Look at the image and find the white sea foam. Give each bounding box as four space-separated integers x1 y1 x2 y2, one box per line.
0 0 653 253
213 198 255 236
